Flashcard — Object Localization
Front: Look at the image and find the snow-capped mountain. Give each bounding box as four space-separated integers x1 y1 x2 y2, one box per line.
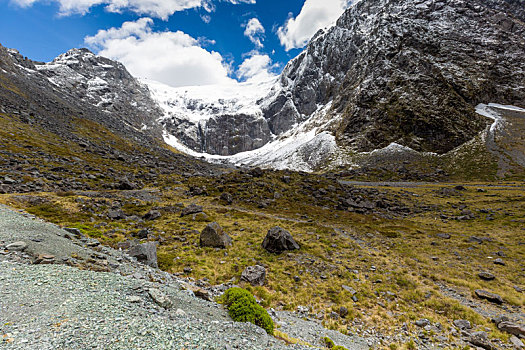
150 0 525 170
2 0 524 173
34 48 162 136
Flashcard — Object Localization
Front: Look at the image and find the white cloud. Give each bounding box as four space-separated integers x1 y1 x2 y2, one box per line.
10 0 256 20
277 0 351 51
243 17 265 48
237 53 278 83
85 18 235 87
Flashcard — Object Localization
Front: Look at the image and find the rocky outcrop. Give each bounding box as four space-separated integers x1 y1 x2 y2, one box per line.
262 227 300 254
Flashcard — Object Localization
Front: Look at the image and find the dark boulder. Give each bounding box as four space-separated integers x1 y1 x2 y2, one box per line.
262 226 300 254
199 222 232 248
143 210 161 221
181 204 203 217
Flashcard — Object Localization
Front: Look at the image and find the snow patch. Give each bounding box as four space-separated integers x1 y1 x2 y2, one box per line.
144 78 278 124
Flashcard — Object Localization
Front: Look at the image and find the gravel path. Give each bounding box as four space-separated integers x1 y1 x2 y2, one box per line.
0 204 371 350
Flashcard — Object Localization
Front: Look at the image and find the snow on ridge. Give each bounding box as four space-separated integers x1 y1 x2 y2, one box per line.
162 101 338 172
144 78 278 124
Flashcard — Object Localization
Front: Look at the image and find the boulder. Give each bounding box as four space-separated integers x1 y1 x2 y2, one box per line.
6 241 28 251
498 321 525 337
510 335 524 349
107 209 126 220
415 319 431 327
469 331 494 350
261 226 300 254
117 177 136 190
181 204 203 217
240 265 267 286
453 319 472 330
219 192 233 204
143 210 161 221
33 254 55 264
475 289 503 304
200 222 232 248
128 242 158 268
478 272 496 281
148 288 172 309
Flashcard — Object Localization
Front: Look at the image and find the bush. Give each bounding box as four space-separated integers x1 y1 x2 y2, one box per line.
322 336 348 350
220 287 274 335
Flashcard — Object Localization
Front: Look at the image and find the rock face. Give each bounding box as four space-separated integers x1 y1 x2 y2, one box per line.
240 265 267 286
262 227 300 254
154 0 525 164
200 222 232 248
272 0 525 154
128 242 158 268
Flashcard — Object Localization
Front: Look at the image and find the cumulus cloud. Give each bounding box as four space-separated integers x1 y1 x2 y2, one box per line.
277 0 351 51
237 53 278 83
243 17 265 48
85 18 235 87
10 0 256 20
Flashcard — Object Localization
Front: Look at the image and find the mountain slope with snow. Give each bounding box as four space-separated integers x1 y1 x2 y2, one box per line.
152 0 525 172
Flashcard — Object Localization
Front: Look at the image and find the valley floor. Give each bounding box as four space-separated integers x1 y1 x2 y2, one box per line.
0 177 523 349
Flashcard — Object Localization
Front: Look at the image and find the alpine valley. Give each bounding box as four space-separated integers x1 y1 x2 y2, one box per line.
0 0 524 349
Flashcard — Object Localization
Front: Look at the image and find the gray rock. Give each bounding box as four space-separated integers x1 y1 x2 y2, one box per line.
478 272 496 281
453 319 472 330
498 321 525 337
6 241 28 251
148 288 172 309
415 319 431 327
107 209 126 220
510 335 524 349
492 315 510 325
262 226 300 254
342 285 357 296
475 289 503 304
219 192 233 204
181 204 203 217
128 242 158 268
63 227 83 239
494 258 506 266
143 210 161 221
240 265 266 286
469 331 494 350
200 222 232 248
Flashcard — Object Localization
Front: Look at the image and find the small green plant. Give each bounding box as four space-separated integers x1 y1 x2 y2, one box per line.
322 336 348 350
405 339 416 350
219 287 274 335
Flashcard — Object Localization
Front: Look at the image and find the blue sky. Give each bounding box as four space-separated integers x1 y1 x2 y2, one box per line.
0 0 351 86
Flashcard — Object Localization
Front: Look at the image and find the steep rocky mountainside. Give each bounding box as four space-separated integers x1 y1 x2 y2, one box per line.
0 45 162 144
267 0 525 154
0 44 225 195
155 0 525 164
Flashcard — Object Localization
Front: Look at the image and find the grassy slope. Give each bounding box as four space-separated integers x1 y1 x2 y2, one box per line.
1 112 524 349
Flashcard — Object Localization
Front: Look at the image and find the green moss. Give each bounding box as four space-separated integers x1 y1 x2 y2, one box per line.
219 287 274 335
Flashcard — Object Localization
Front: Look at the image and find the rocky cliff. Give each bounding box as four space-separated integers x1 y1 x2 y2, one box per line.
156 0 525 162
264 0 525 154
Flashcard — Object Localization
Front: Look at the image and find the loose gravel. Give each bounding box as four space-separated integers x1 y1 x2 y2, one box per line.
0 205 371 349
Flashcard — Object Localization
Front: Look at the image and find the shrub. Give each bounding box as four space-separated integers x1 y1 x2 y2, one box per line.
220 287 274 335
322 336 348 350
